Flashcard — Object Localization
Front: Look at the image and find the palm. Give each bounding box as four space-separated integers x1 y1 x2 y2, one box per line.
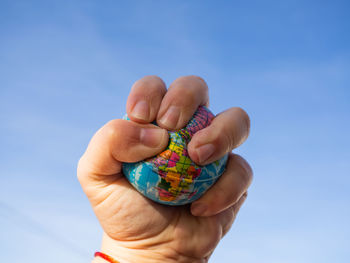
91 175 234 258
78 75 252 262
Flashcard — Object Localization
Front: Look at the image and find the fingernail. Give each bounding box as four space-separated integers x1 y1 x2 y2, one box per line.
191 203 208 216
140 127 167 148
131 100 149 121
196 144 215 164
158 106 180 129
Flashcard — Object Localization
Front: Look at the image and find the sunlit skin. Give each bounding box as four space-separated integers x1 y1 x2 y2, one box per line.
78 76 253 263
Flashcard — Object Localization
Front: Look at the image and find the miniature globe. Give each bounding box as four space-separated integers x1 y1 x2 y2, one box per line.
122 106 228 205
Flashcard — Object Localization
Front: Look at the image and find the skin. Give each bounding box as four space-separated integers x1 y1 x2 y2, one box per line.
77 76 253 263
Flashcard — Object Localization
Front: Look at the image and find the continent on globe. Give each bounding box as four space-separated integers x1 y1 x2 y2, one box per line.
122 106 228 206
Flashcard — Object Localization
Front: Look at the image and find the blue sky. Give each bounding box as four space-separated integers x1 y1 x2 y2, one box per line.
1 0 349 262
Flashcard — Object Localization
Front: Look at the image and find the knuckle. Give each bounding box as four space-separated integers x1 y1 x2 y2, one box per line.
232 154 253 185
104 119 140 149
76 157 84 182
165 76 209 110
233 107 251 132
212 122 235 153
208 178 233 209
172 83 197 99
76 156 92 185
133 75 166 90
223 123 236 151
218 191 233 209
191 75 208 85
220 107 250 149
143 75 164 82
172 76 208 93
221 207 235 236
182 75 208 86
131 76 166 101
214 132 231 155
103 119 124 142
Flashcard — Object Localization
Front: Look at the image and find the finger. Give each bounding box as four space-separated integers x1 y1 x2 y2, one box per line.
188 107 250 165
126 75 167 123
220 192 248 237
190 153 253 217
232 191 248 216
77 119 169 185
156 75 209 130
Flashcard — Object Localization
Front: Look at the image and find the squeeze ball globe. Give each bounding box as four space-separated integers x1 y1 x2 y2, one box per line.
122 106 228 205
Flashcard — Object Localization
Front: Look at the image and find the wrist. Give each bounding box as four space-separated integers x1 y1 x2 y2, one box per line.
94 232 207 263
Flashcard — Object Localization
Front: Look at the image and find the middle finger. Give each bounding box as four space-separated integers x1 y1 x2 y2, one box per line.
157 75 209 130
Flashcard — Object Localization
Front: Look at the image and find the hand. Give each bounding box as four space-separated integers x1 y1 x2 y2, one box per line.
77 76 253 263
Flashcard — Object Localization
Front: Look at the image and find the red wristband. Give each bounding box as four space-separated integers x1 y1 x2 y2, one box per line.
94 251 120 263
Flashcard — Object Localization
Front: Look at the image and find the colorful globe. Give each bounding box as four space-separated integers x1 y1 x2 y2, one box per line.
122 106 228 205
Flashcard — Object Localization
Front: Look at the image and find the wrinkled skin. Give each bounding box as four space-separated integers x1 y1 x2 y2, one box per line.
78 76 253 262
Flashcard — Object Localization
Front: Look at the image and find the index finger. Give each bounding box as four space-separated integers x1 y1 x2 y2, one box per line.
126 75 167 123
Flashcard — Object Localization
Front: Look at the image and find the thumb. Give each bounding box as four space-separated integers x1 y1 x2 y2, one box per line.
110 119 169 163
78 119 169 184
